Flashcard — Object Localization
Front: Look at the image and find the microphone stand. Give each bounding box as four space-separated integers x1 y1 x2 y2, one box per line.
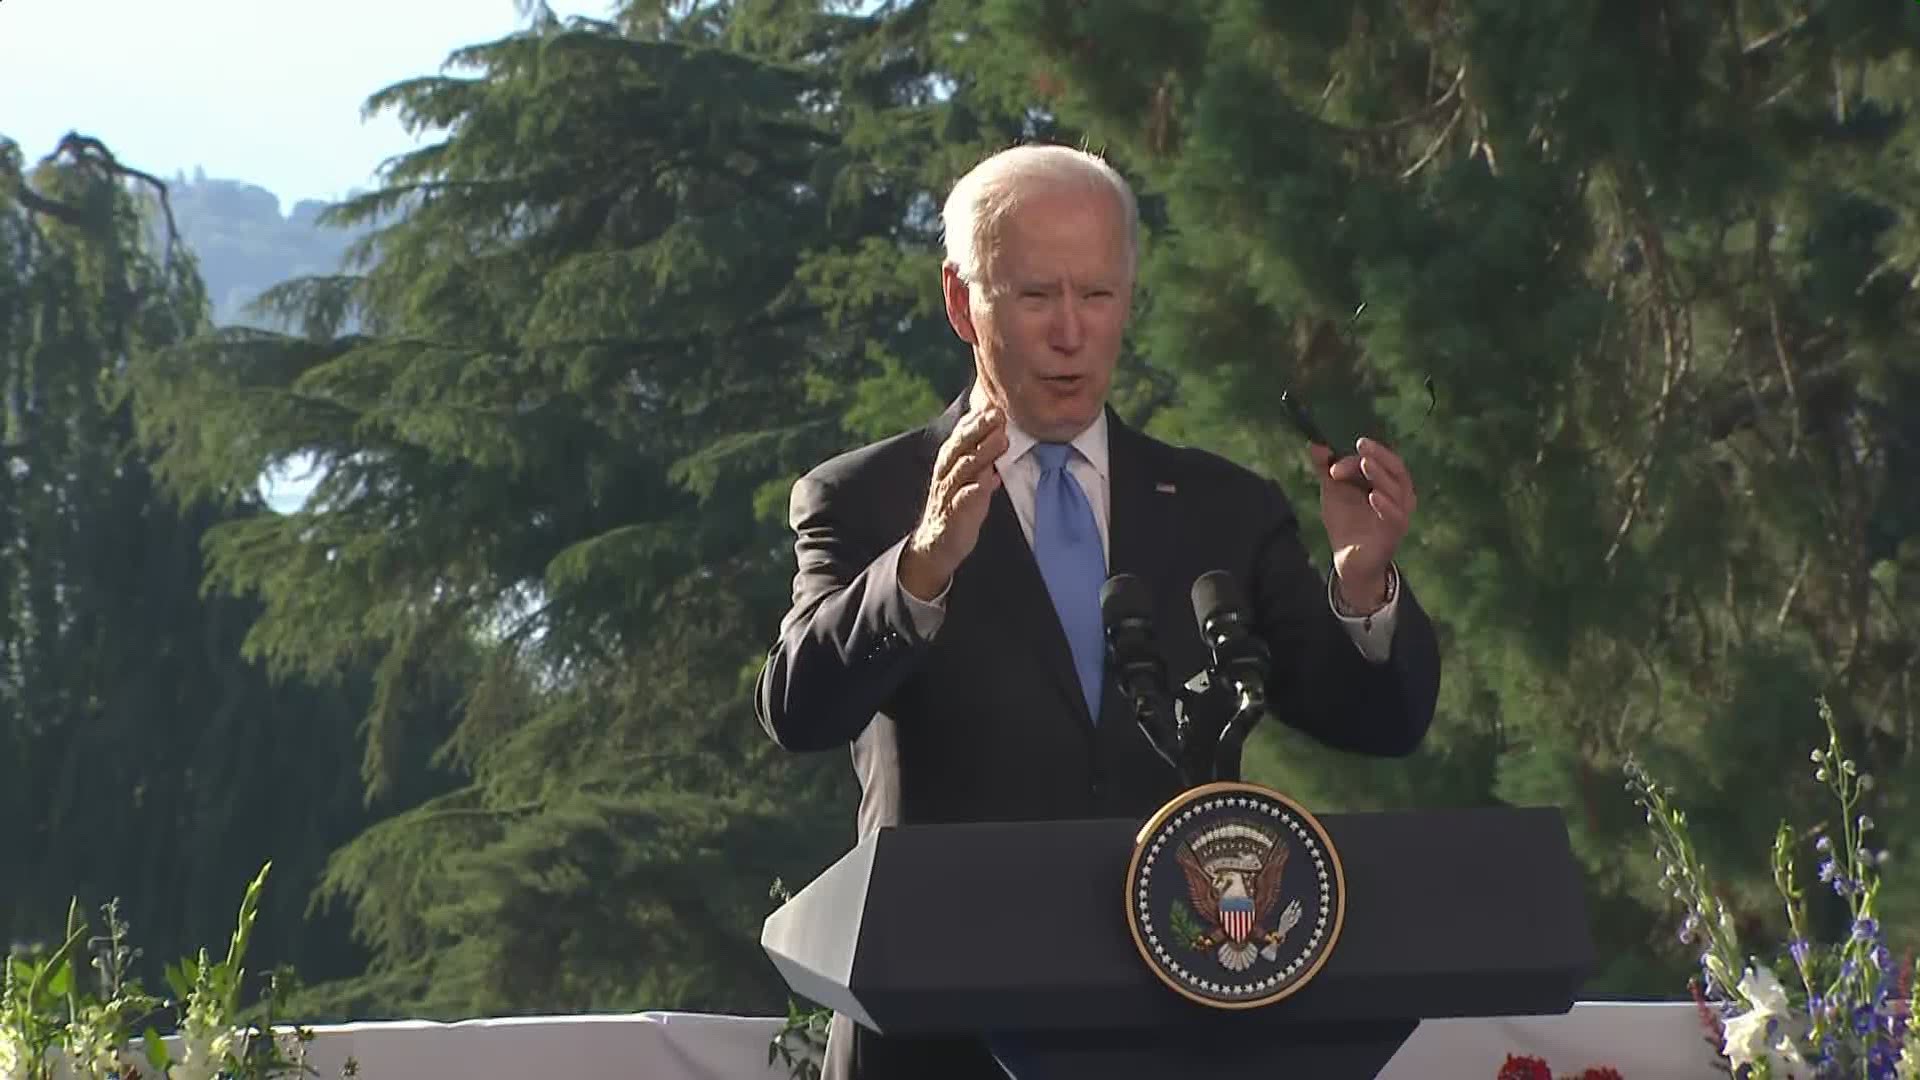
1171 669 1267 784
1213 685 1268 784
1122 675 1185 780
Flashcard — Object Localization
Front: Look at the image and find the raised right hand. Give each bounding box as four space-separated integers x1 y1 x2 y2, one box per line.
899 405 1009 600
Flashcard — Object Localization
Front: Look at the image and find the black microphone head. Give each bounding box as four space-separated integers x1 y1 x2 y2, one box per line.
1101 573 1154 628
1190 570 1248 630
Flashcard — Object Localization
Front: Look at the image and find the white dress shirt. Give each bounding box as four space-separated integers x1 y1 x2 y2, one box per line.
899 389 1400 663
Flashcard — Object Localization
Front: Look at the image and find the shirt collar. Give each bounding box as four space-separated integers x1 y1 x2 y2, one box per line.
969 379 1110 481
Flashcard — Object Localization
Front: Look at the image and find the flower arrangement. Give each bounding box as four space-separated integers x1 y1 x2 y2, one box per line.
0 862 354 1080
1496 1054 1623 1080
1626 698 1920 1078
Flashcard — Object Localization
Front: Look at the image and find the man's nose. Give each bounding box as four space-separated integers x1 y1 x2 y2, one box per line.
1050 295 1085 352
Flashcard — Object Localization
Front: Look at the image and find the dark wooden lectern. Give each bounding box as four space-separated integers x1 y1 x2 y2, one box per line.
762 806 1594 1078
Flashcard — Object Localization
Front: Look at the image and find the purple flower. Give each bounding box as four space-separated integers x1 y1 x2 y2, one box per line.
1853 1004 1875 1035
1852 917 1880 943
1790 938 1811 965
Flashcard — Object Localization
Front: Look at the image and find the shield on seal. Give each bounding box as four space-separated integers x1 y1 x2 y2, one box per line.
1221 894 1254 943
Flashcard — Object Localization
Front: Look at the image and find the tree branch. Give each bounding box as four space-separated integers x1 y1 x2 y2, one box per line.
1399 102 1465 180
1605 183 1694 566
1774 548 1810 631
7 182 88 227
1308 65 1467 141
42 132 186 270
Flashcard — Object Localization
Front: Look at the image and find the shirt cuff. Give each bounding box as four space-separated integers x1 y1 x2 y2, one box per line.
1328 563 1399 664
899 576 949 641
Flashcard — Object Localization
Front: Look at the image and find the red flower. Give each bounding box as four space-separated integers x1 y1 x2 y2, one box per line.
1498 1055 1553 1080
1495 1055 1624 1080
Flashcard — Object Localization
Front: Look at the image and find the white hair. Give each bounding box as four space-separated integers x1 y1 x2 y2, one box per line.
940 143 1139 286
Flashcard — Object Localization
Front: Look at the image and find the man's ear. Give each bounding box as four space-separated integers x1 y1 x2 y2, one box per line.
942 264 978 346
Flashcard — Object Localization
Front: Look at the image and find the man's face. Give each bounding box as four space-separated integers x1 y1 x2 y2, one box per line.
942 187 1133 443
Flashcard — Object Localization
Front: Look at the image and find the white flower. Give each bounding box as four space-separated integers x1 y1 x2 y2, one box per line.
0 1028 26 1080
1739 964 1792 1015
1721 1011 1808 1078
64 1013 124 1079
1721 965 1809 1078
1720 1006 1804 1076
1721 1008 1774 1068
168 1020 236 1080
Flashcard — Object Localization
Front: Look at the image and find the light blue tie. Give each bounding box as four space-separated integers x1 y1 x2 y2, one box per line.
1030 442 1106 723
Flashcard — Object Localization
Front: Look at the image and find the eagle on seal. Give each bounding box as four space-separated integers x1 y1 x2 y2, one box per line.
1176 827 1294 972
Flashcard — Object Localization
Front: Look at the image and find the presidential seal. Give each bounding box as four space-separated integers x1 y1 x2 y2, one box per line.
1123 781 1344 1009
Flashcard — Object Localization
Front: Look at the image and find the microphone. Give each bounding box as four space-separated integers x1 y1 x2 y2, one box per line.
1190 570 1271 704
1100 574 1183 776
1190 570 1273 781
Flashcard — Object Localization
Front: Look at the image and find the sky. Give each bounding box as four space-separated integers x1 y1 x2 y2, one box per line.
0 0 610 210
1 0 611 508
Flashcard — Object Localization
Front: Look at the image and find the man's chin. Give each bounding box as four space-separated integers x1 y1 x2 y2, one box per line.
1021 406 1101 443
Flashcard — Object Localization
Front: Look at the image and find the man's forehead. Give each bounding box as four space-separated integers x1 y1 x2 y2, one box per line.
968 183 1134 286
995 261 1125 285
987 227 1130 281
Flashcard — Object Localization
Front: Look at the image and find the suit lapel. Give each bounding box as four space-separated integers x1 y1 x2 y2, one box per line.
1104 410 1176 594
1099 410 1177 729
973 485 1094 730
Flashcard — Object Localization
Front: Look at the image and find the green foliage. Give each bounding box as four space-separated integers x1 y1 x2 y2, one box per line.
769 992 829 1080
126 3 956 1016
0 133 436 1003
0 863 349 1080
981 0 1920 997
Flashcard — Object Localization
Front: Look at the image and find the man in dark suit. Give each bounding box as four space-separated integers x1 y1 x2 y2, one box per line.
754 144 1441 1080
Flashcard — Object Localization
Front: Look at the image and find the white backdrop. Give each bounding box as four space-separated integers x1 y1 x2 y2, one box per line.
245 1002 1724 1079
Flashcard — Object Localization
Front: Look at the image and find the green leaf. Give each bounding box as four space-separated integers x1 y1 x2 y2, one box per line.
43 961 70 999
165 959 192 1002
145 1025 174 1072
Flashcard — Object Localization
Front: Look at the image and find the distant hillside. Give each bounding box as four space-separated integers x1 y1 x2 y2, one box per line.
165 168 377 328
